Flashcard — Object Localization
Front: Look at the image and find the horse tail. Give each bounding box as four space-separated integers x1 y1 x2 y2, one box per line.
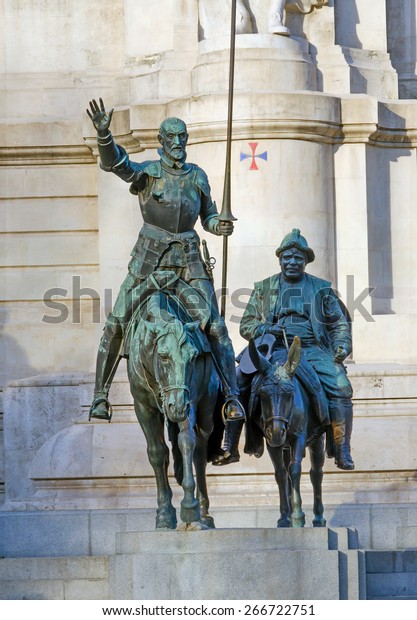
167 422 183 485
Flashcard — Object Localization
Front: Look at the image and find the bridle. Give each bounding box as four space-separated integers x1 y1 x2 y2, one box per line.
147 328 193 415
257 376 295 432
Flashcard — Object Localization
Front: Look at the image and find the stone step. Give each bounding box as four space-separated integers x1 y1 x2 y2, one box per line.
366 550 417 600
115 526 359 555
0 556 109 600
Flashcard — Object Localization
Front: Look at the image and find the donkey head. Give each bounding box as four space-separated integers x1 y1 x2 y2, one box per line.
249 336 301 447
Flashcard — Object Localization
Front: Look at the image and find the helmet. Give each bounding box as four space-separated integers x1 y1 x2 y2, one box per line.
275 229 315 263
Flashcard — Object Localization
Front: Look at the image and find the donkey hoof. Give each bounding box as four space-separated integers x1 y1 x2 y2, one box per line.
291 513 305 528
156 505 177 530
313 516 327 528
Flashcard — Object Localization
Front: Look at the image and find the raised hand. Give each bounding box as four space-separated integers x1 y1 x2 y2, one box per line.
86 98 114 135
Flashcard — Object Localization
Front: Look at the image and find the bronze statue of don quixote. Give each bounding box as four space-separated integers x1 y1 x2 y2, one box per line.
86 0 354 531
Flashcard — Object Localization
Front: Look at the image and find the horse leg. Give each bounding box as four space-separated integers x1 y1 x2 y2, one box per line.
192 395 215 529
177 416 200 524
309 434 326 527
193 427 215 529
135 406 177 530
288 438 305 528
267 444 292 528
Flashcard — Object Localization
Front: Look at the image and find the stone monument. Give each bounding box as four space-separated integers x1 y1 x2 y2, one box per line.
1 0 417 600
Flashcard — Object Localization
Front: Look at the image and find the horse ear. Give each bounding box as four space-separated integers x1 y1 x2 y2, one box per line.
284 336 302 378
249 338 273 374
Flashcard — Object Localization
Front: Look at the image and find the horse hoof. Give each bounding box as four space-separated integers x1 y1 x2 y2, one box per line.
201 515 215 529
277 518 291 528
180 502 200 525
177 521 208 531
155 506 177 530
313 517 327 528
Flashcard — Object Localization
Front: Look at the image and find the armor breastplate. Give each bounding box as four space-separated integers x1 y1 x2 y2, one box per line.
139 165 201 233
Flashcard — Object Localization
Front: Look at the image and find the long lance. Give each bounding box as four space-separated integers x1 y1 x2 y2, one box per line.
219 0 237 318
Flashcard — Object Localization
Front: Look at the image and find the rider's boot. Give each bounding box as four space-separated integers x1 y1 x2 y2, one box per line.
329 398 355 470
212 419 244 466
89 317 123 422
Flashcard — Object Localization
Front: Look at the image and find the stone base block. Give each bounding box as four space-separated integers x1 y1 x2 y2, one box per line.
109 528 365 600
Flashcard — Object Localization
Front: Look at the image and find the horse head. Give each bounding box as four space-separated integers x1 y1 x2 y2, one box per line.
150 317 200 424
249 336 301 447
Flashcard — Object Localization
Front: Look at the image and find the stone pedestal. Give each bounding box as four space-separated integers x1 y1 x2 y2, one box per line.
109 527 365 600
193 34 317 94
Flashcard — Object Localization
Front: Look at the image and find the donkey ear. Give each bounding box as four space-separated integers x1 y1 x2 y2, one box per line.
249 338 273 374
284 336 302 378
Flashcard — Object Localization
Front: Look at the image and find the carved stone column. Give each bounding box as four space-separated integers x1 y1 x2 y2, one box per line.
386 0 417 98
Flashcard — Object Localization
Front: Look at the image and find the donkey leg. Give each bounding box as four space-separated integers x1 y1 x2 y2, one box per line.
309 434 326 527
136 407 177 530
177 417 200 524
288 440 305 528
267 445 292 528
289 462 305 527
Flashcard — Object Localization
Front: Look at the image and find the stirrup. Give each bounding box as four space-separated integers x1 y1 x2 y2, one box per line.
221 396 245 423
89 396 113 422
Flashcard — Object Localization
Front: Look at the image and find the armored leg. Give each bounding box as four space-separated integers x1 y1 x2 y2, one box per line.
89 315 123 422
212 368 250 466
328 398 355 470
186 278 244 420
207 318 245 421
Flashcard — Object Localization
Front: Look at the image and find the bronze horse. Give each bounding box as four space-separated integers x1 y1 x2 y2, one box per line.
126 286 218 530
245 336 327 528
